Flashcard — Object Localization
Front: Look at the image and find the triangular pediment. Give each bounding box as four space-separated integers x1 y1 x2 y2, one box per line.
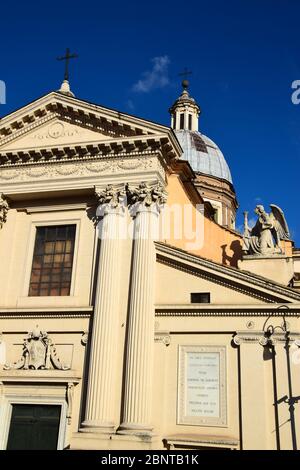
0 92 182 161
0 117 113 151
155 242 300 305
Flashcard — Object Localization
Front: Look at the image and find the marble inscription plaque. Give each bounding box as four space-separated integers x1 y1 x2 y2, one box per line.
178 346 227 426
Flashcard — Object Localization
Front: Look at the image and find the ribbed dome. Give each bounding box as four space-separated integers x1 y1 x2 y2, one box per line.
175 129 233 184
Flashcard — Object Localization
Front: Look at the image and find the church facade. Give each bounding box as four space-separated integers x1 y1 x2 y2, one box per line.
0 78 299 450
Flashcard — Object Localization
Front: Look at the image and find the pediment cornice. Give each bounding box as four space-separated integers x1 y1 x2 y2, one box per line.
0 134 174 166
155 242 300 303
0 92 182 166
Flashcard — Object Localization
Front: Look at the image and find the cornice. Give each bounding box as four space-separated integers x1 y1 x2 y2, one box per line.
0 369 81 384
0 134 176 166
0 92 182 161
233 330 300 346
155 242 300 303
0 306 92 319
164 434 239 448
155 304 300 317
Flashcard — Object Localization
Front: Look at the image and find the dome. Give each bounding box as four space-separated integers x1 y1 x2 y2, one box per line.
174 129 233 184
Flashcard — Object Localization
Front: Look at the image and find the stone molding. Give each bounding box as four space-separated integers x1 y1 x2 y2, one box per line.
233 330 300 347
233 331 268 346
0 131 176 166
0 92 182 162
155 308 300 317
155 242 300 303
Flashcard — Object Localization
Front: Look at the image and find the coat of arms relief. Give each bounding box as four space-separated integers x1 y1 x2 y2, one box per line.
3 326 70 371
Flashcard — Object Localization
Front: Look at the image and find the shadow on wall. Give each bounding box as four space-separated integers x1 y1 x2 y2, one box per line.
221 240 243 268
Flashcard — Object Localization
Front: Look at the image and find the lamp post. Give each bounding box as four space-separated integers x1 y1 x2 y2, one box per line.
262 305 298 450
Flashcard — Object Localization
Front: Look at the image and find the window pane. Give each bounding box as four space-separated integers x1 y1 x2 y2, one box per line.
29 284 39 296
62 270 71 282
44 242 55 254
50 284 60 296
39 284 49 296
30 270 41 283
53 254 64 267
35 238 44 255
32 256 43 269
60 283 70 296
29 225 76 297
55 241 65 253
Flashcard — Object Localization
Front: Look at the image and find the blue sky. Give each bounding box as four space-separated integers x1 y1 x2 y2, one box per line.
0 0 299 244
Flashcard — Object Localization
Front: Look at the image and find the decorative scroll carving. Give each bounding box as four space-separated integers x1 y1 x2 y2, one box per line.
233 331 268 346
0 194 9 229
242 205 290 256
233 330 300 347
127 181 167 207
154 331 171 346
81 331 88 345
3 326 70 370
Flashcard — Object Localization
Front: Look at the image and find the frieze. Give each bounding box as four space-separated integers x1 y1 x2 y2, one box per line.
0 156 162 183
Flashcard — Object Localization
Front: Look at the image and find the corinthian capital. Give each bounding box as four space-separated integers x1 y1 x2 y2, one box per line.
95 184 126 209
127 181 167 208
0 194 9 229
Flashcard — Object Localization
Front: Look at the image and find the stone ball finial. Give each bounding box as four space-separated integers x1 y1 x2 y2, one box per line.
182 79 189 90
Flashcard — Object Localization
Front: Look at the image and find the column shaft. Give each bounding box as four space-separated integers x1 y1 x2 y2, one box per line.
119 207 158 434
82 205 124 433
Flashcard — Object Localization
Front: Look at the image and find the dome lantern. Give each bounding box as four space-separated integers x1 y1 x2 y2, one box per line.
169 80 200 132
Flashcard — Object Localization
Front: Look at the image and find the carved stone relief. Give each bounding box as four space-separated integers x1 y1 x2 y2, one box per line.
0 156 163 184
0 194 9 229
3 326 70 371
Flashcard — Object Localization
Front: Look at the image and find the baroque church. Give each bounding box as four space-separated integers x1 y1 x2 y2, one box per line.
0 70 299 451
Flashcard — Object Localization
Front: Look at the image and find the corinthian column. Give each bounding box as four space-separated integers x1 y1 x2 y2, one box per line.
119 182 167 435
81 184 126 433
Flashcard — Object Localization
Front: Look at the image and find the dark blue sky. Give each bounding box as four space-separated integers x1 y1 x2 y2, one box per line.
1 0 299 244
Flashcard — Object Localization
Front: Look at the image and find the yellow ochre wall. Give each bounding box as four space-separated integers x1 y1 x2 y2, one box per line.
165 173 243 267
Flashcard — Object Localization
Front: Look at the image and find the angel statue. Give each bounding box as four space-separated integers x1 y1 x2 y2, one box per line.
242 204 290 256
